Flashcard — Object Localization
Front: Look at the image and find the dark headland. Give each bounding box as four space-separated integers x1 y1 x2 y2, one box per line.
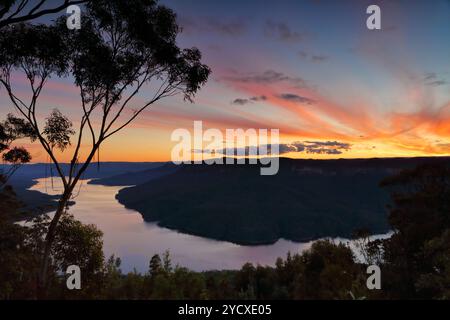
116 157 450 245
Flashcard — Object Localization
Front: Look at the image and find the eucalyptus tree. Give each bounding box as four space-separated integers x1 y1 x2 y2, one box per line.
0 0 210 294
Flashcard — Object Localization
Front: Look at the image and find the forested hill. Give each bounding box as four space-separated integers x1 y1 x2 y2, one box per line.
116 157 450 245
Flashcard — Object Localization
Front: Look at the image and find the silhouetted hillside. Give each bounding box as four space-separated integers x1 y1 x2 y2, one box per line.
117 157 450 245
2 162 166 181
6 177 61 218
88 163 175 186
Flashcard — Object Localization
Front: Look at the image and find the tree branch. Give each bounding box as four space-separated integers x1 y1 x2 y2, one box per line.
0 0 88 28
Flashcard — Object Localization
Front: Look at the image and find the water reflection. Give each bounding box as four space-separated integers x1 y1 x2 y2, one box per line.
28 178 391 273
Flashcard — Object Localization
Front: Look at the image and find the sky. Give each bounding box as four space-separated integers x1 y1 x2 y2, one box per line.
1 0 449 162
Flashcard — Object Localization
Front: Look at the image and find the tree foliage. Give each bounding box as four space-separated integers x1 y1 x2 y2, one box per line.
43 109 75 151
377 163 450 299
0 0 210 294
0 114 34 188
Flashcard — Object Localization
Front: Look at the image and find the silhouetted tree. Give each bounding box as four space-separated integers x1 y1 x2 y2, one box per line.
0 0 210 296
0 114 35 188
380 163 450 299
0 202 39 299
290 241 365 300
149 254 162 278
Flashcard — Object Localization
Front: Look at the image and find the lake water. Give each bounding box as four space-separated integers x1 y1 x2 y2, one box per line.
27 178 391 273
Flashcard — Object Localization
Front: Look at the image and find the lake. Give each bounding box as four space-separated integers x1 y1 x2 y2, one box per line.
26 178 391 273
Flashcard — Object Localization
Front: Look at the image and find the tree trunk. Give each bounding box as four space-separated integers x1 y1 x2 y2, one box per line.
36 144 100 299
37 190 72 299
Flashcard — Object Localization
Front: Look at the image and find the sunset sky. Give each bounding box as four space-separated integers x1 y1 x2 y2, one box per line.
1 0 449 162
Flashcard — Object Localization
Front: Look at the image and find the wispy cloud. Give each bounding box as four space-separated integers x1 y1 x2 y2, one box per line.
231 98 250 106
264 20 304 43
193 140 352 156
276 93 315 105
423 72 447 87
311 55 328 63
276 141 351 155
231 95 267 105
224 70 309 89
298 51 329 63
179 16 247 37
301 141 351 154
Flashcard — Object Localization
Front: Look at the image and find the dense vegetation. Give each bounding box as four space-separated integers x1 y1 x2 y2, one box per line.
1 160 449 300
